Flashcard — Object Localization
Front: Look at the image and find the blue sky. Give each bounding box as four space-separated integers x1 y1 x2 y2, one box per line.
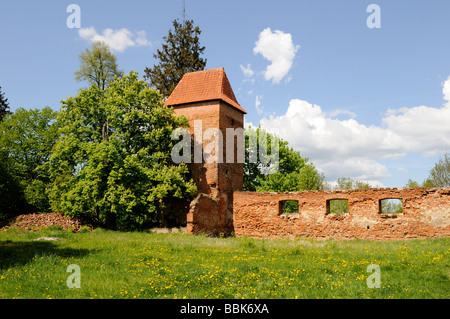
1 0 450 188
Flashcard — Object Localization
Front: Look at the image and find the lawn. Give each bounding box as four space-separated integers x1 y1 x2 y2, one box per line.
0 227 448 299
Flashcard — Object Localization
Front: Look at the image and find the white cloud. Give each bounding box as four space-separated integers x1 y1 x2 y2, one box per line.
240 63 254 78
328 109 357 119
258 77 450 183
135 30 151 46
443 75 450 104
253 28 300 84
382 103 450 157
255 95 263 115
260 99 398 181
78 27 151 52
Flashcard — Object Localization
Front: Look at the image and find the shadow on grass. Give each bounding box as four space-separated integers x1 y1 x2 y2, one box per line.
0 240 94 269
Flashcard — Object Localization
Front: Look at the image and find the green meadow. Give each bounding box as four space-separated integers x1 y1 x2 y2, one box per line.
0 227 448 299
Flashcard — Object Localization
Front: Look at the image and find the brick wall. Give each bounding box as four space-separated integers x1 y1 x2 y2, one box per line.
233 187 450 240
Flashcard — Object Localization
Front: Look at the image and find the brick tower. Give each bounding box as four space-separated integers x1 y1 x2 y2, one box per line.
165 68 247 235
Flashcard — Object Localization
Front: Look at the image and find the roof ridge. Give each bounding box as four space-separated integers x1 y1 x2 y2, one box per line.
165 68 247 114
219 67 225 98
186 67 224 76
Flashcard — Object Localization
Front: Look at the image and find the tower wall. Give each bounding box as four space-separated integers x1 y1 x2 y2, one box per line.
173 100 244 235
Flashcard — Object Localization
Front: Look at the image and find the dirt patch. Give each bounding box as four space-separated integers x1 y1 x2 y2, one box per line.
1 213 86 232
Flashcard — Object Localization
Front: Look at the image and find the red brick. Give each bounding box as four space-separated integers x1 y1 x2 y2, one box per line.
233 188 450 240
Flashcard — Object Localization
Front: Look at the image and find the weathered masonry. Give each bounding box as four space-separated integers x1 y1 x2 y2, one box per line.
233 188 450 240
166 68 450 240
165 68 246 236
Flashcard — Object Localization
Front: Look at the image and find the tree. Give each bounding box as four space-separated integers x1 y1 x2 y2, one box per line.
0 150 29 220
49 72 196 230
0 86 10 121
144 19 206 98
74 41 124 90
405 179 420 188
0 107 59 214
326 177 372 215
404 153 450 188
380 199 403 214
244 126 325 192
426 153 450 187
332 177 371 190
244 126 281 191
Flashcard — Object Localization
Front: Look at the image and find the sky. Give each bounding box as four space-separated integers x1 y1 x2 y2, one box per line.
1 0 450 188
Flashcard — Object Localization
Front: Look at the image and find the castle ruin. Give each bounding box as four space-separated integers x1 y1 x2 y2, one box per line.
165 68 450 240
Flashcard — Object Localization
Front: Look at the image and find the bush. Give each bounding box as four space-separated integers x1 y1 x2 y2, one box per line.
0 152 31 221
79 226 91 233
24 180 50 214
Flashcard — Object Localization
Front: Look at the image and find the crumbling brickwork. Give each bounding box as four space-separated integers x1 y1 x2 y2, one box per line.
166 68 246 235
233 187 450 240
177 100 244 236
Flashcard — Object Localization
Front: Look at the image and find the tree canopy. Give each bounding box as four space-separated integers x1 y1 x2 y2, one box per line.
330 177 371 190
425 153 450 187
74 41 124 90
404 153 450 188
244 126 324 192
144 18 206 98
0 107 59 216
0 86 10 121
48 72 196 230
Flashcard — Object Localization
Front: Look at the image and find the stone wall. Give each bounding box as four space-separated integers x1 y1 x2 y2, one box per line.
233 187 450 240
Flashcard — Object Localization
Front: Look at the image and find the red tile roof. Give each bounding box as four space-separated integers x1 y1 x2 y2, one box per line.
164 68 247 114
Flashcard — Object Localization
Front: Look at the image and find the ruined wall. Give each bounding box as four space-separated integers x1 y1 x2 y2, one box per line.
233 187 450 240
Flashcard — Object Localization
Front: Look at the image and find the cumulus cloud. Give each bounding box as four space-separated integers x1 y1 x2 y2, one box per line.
78 27 151 52
260 99 397 181
328 109 358 119
253 28 300 84
258 77 450 183
382 103 450 157
240 63 254 78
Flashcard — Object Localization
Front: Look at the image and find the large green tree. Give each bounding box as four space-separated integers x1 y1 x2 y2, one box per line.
144 18 206 98
244 126 324 192
49 72 196 230
74 41 124 90
0 150 28 220
0 107 59 215
0 86 10 121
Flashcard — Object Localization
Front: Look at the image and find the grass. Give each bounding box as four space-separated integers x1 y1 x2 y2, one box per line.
0 227 448 299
